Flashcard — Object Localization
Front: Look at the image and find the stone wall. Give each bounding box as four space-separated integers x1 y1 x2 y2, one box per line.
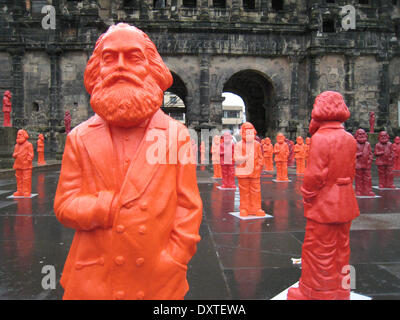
60 51 91 128
23 51 51 129
354 56 380 131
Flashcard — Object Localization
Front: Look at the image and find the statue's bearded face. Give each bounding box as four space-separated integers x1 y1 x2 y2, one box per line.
16 130 27 144
297 137 303 145
379 132 389 144
356 130 367 144
90 29 164 128
277 134 285 144
242 127 255 142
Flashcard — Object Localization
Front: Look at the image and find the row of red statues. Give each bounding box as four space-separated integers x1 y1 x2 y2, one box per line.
212 133 311 183
354 130 400 195
12 131 47 198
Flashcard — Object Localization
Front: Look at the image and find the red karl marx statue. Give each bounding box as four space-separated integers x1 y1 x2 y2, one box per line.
392 136 400 171
374 131 396 189
369 111 375 134
64 110 71 134
261 137 274 171
211 135 222 178
294 136 306 174
13 129 34 197
3 90 12 127
220 131 236 189
234 122 265 217
54 23 203 300
37 134 46 165
354 129 375 196
287 91 360 300
274 133 289 181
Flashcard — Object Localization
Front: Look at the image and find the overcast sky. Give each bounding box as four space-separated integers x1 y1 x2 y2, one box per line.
222 92 245 107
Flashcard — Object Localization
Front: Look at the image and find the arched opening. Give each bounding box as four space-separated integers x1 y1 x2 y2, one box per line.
223 70 276 137
162 72 188 124
221 92 245 138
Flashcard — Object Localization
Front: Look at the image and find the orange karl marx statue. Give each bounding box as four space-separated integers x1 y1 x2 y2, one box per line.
54 23 203 300
37 134 46 165
13 129 34 197
211 135 222 178
273 133 289 181
234 122 265 217
287 91 360 300
261 137 274 171
294 136 306 174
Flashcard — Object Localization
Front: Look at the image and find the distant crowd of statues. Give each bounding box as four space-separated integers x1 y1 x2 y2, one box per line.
208 127 400 200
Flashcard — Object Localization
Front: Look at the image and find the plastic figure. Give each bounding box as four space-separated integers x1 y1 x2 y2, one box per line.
274 134 289 181
2 90 12 127
393 136 400 171
191 139 198 164
305 137 311 168
211 135 222 178
54 23 203 300
286 138 295 167
294 136 306 174
287 91 360 300
369 111 375 134
354 129 375 196
64 110 71 134
261 137 274 171
13 129 34 197
200 141 206 165
220 131 236 189
37 134 46 165
374 131 396 189
234 122 265 217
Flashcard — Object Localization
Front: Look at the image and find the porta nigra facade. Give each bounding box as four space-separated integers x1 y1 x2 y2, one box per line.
0 0 399 153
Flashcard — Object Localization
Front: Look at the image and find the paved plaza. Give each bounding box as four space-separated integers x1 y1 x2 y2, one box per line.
0 165 400 300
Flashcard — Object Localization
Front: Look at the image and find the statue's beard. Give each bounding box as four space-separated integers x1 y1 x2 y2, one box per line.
90 73 164 128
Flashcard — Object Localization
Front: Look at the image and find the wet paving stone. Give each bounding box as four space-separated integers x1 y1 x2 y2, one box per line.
0 166 399 299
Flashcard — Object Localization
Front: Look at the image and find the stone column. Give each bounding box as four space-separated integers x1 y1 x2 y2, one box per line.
309 54 321 113
289 55 300 119
377 59 390 129
199 0 209 20
140 0 150 20
260 0 268 22
344 54 356 129
46 46 62 153
171 0 179 19
8 48 25 128
199 54 210 124
209 96 224 127
231 0 240 22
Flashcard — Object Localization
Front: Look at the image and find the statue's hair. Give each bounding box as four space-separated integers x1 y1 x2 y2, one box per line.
312 91 350 123
379 131 389 137
241 122 257 135
355 128 366 137
84 23 172 95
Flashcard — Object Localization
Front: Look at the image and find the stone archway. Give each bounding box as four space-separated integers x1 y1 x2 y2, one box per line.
162 72 188 124
223 70 277 137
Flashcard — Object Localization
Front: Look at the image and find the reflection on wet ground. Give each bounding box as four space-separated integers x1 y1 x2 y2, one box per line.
0 167 400 299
